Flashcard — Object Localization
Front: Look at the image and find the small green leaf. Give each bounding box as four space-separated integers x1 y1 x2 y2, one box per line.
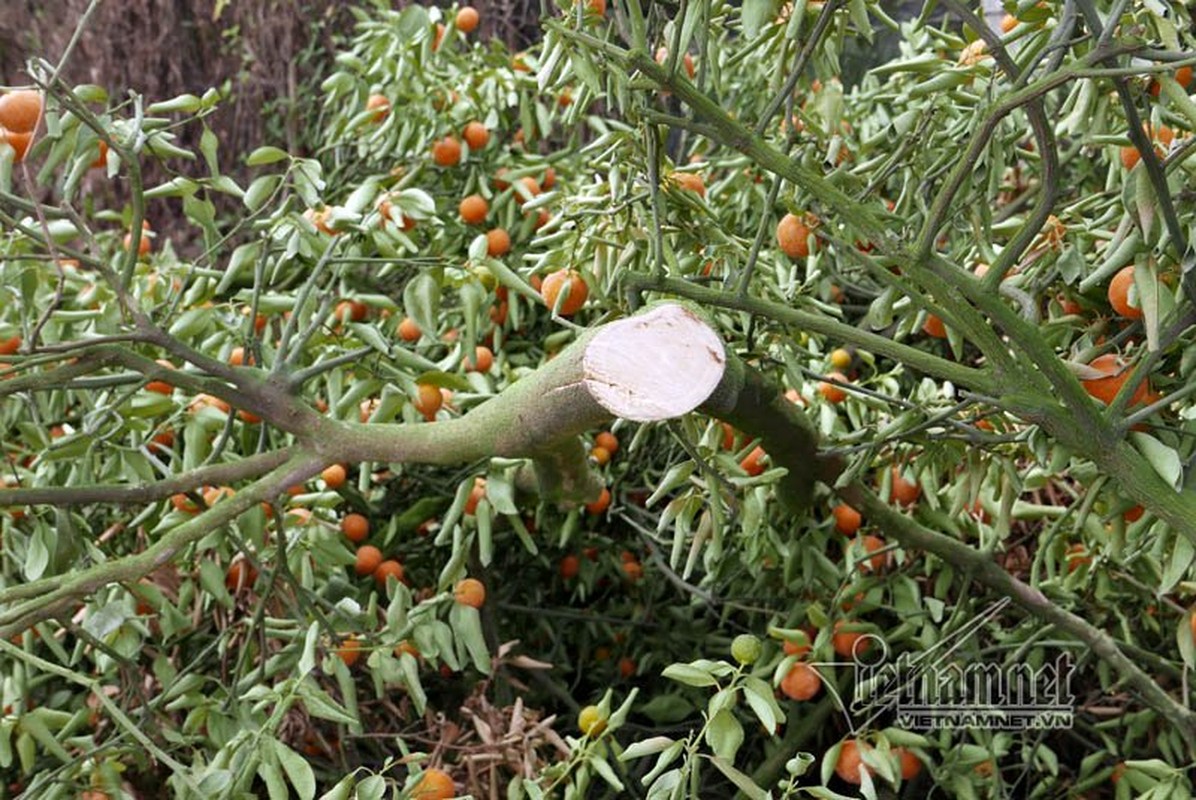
571 46 604 96
705 708 744 761
742 675 784 735
298 679 357 725
477 499 494 566
16 731 33 775
1130 432 1182 489
485 468 519 515
351 775 385 800
0 718 15 769
449 602 492 673
317 776 355 800
647 462 696 507
346 322 392 356
404 271 442 342
168 308 213 340
217 242 261 293
145 176 200 199
299 621 319 676
246 146 290 166
143 134 197 161
245 175 281 212
148 93 203 114
399 650 427 715
741 0 778 37
200 126 220 176
620 736 676 761
1179 612 1196 669
709 756 768 800
1133 165 1155 241
643 742 685 787
257 752 288 800
17 711 72 763
661 663 718 687
468 233 489 262
590 756 625 792
269 738 316 800
73 84 109 104
24 526 51 581
210 175 243 198
82 604 128 641
1162 531 1196 594
198 559 233 610
848 0 872 41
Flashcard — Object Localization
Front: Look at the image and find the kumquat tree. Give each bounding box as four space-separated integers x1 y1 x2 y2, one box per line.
5 0 1196 797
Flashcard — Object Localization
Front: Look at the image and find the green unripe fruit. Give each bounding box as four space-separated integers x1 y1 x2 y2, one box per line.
731 634 762 665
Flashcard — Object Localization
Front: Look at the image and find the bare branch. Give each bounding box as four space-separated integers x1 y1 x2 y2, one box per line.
0 453 324 639
0 448 293 507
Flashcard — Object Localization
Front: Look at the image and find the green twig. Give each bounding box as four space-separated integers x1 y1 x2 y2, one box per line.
837 481 1196 751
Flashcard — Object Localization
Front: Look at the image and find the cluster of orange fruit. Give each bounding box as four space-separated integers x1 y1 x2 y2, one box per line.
618 548 643 582
341 512 406 588
772 472 917 707
589 430 618 466
831 501 891 573
334 578 483 669
557 543 640 585
365 113 594 331
1119 121 1181 171
556 542 601 579
774 629 922 784
817 347 854 403
169 485 236 516
833 738 923 786
776 621 874 698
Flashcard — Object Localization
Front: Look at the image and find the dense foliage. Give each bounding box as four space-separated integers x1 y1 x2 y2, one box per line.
4 1 1196 798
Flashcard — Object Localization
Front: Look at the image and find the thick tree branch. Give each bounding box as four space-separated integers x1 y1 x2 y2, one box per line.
699 352 823 511
319 303 727 498
622 274 995 393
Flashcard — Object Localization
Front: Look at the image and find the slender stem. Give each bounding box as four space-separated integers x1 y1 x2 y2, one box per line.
288 346 376 388
276 240 341 370
1073 0 1191 304
938 0 1060 290
553 26 887 244
0 454 324 638
646 124 666 278
623 273 995 392
838 481 1196 749
27 333 151 355
18 168 67 351
734 176 782 296
0 353 114 397
755 0 842 136
0 638 200 790
0 448 292 506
